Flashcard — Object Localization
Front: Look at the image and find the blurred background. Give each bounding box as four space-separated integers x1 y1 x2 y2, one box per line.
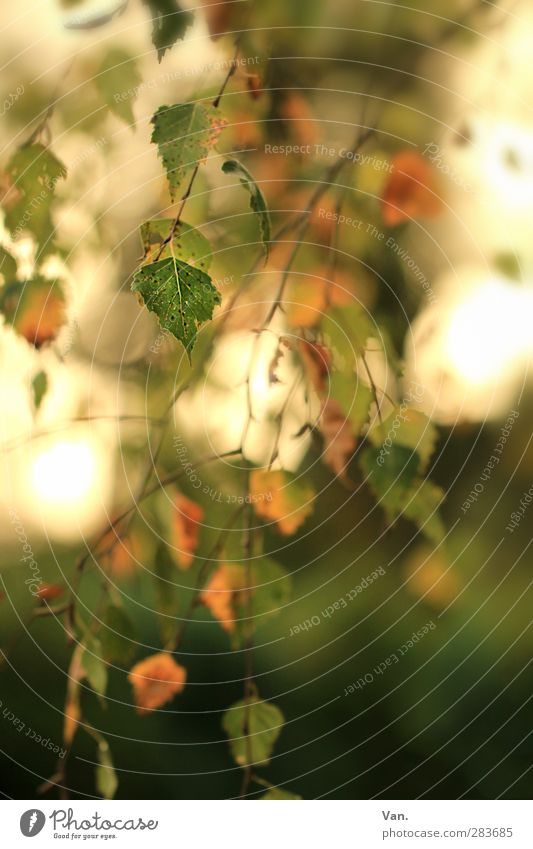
0 0 531 799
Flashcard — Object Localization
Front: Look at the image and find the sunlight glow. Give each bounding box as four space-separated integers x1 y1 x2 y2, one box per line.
445 276 532 386
30 438 97 505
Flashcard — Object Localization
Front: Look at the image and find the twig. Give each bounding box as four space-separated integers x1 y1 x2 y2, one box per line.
239 471 255 799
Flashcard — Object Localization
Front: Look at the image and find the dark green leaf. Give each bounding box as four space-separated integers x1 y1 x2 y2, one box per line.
151 102 224 199
100 604 136 664
222 159 271 258
142 0 194 61
31 370 48 411
368 407 438 474
131 256 220 357
360 443 420 516
140 219 212 271
222 696 284 766
95 48 142 127
360 444 445 542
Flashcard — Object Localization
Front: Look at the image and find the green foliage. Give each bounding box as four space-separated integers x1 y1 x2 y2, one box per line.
81 643 108 698
131 256 220 357
222 159 271 258
151 102 224 199
140 219 212 270
142 0 194 62
99 604 137 665
31 370 48 411
360 443 445 542
330 372 373 434
322 304 375 361
403 479 446 545
95 48 142 127
222 696 285 766
0 246 17 282
368 408 438 473
3 144 66 252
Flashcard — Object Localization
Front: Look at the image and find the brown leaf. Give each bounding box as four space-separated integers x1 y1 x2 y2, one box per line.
279 92 316 148
319 398 356 478
246 73 263 100
128 653 186 714
299 339 331 393
381 151 443 227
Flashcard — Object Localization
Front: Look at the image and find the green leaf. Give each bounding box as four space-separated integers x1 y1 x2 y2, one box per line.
131 256 220 357
221 159 271 258
360 443 420 517
3 144 66 252
403 480 446 544
368 408 438 473
99 604 136 664
330 372 373 436
321 304 375 367
81 644 108 697
142 0 194 62
32 370 48 411
140 219 212 271
96 740 118 799
222 696 284 766
151 102 224 199
95 48 142 127
493 252 521 283
360 444 445 543
261 788 302 800
0 246 17 281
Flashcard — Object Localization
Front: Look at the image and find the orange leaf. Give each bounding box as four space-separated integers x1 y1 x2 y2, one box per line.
171 493 204 570
36 583 64 601
250 469 314 536
200 564 244 633
128 653 186 714
63 697 80 746
1 278 66 348
286 278 327 328
381 151 443 227
279 92 317 148
100 530 141 579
